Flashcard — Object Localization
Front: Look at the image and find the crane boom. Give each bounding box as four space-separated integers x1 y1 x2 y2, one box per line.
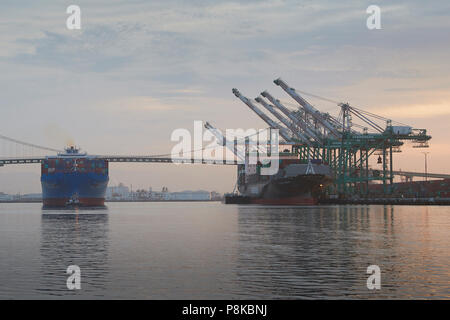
273 78 340 138
261 91 322 143
204 121 226 147
232 88 293 143
204 121 244 162
254 96 311 146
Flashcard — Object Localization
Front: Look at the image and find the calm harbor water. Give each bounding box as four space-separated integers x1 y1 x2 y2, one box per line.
0 202 448 299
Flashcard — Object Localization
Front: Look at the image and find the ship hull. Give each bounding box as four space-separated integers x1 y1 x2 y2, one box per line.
41 156 109 208
41 172 108 208
42 197 106 207
224 194 317 205
235 171 332 206
261 174 331 199
249 195 318 205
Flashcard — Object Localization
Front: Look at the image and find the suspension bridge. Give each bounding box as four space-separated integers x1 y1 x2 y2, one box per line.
0 138 238 166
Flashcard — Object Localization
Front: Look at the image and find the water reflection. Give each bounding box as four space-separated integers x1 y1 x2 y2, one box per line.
38 212 109 297
234 205 448 299
1 203 446 299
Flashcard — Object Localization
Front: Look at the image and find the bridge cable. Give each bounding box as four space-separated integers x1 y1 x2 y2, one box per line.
0 134 62 153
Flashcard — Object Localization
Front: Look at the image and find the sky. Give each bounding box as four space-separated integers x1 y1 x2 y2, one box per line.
0 0 449 194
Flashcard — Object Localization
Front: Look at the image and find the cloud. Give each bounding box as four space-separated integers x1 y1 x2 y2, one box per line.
167 88 205 95
10 22 198 73
377 102 450 119
13 27 130 72
102 96 176 112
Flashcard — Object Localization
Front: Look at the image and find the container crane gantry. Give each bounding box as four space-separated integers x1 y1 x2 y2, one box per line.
207 78 431 198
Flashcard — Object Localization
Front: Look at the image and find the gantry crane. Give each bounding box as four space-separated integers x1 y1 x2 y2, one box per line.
207 78 431 198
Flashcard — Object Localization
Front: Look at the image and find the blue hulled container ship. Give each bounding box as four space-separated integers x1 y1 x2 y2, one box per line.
41 146 109 208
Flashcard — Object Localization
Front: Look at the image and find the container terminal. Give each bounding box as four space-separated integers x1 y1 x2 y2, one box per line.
206 78 447 205
1 77 449 207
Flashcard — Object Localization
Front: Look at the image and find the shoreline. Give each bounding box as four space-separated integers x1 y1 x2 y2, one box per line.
2 199 450 205
0 199 222 203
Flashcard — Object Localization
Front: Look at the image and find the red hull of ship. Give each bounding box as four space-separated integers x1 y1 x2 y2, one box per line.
43 198 105 207
250 196 318 205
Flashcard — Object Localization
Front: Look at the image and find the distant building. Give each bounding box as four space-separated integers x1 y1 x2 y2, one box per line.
149 187 170 200
106 185 213 201
106 183 130 200
21 193 42 200
0 192 13 201
135 189 150 200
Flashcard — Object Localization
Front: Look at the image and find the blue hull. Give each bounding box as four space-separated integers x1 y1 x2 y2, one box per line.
41 172 109 207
